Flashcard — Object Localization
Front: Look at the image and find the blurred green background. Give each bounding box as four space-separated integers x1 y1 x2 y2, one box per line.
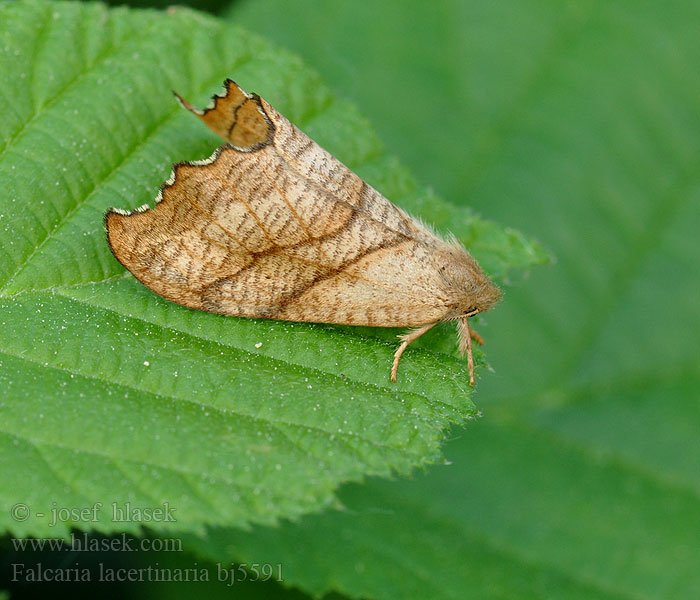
7 0 700 598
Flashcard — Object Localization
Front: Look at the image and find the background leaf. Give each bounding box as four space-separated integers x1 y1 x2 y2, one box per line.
165 0 700 598
0 0 540 547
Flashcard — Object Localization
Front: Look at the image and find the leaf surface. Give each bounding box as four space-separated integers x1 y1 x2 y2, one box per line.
0 0 542 538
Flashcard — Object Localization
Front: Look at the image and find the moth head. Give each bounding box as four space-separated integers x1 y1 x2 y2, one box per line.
465 269 501 315
437 242 502 318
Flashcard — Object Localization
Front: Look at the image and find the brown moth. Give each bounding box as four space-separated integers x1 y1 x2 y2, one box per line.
105 80 500 384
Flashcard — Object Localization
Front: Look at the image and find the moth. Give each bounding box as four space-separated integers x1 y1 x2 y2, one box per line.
105 80 500 384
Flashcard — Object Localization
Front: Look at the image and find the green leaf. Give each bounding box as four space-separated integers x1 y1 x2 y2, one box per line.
0 0 541 539
181 0 700 599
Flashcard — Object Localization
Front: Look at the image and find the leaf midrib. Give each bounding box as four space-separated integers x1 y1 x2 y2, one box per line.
0 2 151 159
552 164 700 387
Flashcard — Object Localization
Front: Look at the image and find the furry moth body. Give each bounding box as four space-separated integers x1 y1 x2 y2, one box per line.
105 80 500 384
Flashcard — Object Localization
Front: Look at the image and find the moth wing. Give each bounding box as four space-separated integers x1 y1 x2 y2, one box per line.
106 82 455 327
177 80 436 247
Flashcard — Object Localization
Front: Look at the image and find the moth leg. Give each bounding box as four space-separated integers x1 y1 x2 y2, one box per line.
457 318 476 386
470 328 485 346
391 323 437 382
